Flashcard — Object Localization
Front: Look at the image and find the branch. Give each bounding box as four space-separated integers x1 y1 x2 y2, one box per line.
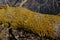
19 0 28 7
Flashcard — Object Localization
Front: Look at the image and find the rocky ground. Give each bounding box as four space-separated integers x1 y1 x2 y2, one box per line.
23 0 60 14
0 27 56 40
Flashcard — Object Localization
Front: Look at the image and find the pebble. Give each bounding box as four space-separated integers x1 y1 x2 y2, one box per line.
0 27 55 40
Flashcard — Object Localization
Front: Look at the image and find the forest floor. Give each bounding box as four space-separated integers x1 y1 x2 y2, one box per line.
0 27 55 40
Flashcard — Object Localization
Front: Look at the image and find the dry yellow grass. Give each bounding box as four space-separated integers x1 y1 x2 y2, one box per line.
0 6 60 38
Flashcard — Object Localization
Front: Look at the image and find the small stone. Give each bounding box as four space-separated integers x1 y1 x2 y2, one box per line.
15 35 19 39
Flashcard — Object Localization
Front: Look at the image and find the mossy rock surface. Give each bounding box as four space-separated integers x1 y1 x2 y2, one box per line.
0 7 60 40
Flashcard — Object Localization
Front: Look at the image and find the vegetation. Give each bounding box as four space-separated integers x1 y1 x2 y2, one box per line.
0 5 60 39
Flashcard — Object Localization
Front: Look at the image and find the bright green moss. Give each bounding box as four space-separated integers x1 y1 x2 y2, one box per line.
0 6 60 38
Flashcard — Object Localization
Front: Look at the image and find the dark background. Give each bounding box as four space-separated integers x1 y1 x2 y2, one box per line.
0 0 60 14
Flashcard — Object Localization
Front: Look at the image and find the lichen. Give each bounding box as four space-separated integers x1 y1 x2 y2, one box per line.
0 6 60 38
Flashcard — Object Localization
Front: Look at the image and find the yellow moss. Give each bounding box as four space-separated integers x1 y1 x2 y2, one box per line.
0 6 60 38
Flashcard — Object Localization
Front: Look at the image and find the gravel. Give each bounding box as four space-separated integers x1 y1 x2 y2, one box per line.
0 27 55 40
